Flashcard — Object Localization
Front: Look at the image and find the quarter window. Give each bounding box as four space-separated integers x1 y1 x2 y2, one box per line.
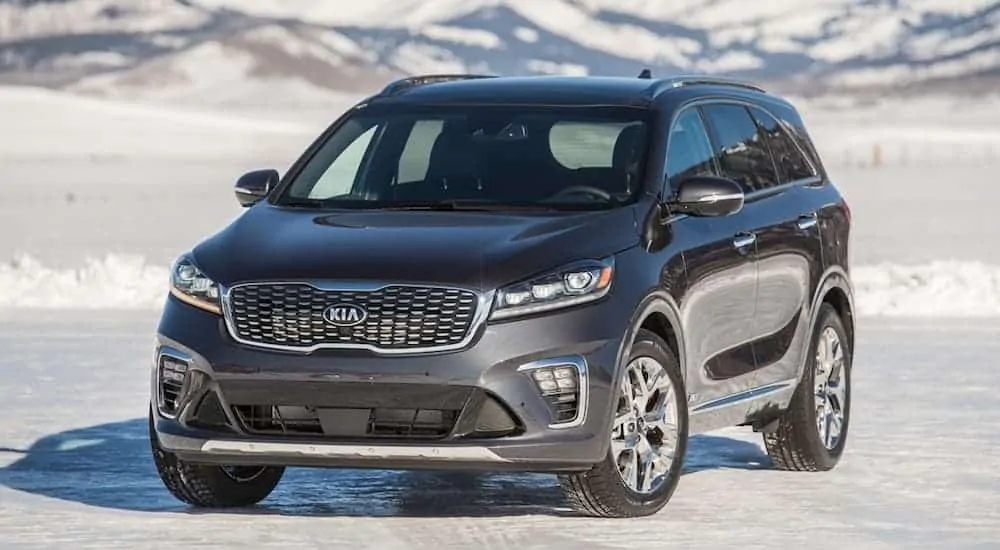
749 107 816 183
665 109 716 191
702 104 778 192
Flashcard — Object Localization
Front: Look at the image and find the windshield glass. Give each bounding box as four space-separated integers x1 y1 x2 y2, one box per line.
277 105 649 210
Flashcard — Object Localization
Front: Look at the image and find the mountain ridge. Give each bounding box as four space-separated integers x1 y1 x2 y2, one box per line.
1 0 998 105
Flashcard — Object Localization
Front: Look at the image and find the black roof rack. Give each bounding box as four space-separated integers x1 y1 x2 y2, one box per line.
378 74 498 96
654 75 766 94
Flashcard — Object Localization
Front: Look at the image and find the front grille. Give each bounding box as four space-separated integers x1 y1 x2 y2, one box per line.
226 283 480 352
233 405 460 439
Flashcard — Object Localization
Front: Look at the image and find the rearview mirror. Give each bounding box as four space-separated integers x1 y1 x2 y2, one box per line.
235 169 279 207
669 176 744 217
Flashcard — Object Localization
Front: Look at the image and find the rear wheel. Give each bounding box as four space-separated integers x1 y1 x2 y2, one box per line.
149 411 284 507
559 329 688 517
764 304 852 471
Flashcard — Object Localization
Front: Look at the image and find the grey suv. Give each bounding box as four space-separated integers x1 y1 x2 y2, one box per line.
150 73 854 517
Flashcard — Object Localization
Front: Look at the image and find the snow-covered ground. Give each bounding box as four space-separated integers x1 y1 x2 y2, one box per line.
1 314 997 549
0 86 998 548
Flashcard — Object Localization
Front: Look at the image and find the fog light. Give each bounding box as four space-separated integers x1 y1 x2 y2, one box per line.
520 358 586 427
158 353 190 417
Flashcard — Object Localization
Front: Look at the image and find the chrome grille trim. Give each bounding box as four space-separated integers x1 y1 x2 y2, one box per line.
221 281 493 355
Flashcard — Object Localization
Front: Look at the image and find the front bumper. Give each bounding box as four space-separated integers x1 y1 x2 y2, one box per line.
151 292 632 472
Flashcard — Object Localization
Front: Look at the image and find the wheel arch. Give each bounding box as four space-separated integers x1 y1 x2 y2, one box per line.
617 291 687 385
796 266 856 384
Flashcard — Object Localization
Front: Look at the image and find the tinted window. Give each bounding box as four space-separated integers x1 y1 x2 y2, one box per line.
665 109 716 190
397 120 444 184
280 106 648 210
550 122 635 169
702 104 778 192
308 125 377 199
749 107 816 183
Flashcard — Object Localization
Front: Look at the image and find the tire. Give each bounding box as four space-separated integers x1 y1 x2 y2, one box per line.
764 303 852 472
149 411 284 507
559 329 688 518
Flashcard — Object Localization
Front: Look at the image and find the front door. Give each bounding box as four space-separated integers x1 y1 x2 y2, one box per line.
663 107 760 429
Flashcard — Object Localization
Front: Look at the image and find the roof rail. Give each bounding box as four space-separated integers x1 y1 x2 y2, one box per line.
378 74 498 96
656 75 766 94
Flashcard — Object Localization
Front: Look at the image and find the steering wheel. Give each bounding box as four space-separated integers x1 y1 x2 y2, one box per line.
547 185 613 202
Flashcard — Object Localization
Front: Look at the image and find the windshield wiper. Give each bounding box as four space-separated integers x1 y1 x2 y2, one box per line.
278 198 330 208
375 201 560 212
278 198 566 212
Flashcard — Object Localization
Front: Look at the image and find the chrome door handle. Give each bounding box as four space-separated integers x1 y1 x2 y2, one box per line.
732 233 757 249
797 213 818 230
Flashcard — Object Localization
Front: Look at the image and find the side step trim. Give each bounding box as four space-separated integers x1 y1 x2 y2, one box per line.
199 440 511 462
691 379 797 414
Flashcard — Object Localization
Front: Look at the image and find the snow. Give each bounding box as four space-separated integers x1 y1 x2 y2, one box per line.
390 43 470 76
0 0 209 41
524 59 589 76
420 25 504 50
1 314 998 549
1 81 1000 547
513 27 540 44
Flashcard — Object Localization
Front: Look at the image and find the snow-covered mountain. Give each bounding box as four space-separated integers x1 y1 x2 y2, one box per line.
1 0 998 105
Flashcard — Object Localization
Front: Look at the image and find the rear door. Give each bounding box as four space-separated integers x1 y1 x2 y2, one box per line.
666 107 760 422
743 105 825 394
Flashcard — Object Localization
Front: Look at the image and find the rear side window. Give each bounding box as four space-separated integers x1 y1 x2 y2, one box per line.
749 107 816 183
702 104 778 192
665 109 716 190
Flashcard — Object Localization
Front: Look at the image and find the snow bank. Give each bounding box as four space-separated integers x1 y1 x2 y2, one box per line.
0 255 167 310
853 261 1000 318
2 255 999 317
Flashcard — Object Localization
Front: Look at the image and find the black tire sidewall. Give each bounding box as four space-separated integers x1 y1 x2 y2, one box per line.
149 409 284 507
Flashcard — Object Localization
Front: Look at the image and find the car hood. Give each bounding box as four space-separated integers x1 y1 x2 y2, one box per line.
192 204 641 291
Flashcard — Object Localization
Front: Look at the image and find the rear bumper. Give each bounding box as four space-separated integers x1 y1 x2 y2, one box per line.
151 291 635 471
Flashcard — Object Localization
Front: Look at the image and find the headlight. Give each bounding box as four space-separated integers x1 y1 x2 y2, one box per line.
169 255 221 315
490 257 614 320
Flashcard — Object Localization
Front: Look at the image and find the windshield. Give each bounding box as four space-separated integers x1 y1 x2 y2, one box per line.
277 105 649 210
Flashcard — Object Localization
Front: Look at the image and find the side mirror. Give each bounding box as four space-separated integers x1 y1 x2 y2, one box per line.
235 169 279 207
669 176 744 217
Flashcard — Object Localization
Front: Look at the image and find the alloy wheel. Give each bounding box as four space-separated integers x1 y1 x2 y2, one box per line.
814 326 848 450
610 356 680 494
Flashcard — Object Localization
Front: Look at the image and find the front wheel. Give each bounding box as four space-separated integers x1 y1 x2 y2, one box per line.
559 329 688 518
764 303 852 471
149 412 284 507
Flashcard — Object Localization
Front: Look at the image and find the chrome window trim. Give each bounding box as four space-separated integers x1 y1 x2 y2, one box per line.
662 97 821 198
517 355 589 430
221 281 494 355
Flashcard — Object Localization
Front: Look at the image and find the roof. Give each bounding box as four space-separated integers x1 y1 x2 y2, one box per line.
364 74 767 108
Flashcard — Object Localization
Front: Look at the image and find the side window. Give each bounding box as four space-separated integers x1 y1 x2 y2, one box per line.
397 120 444 184
308 125 377 199
665 109 717 191
749 107 816 183
702 104 778 192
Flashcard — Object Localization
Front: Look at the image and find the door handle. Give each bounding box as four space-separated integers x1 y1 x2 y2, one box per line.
732 233 757 249
797 213 818 230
